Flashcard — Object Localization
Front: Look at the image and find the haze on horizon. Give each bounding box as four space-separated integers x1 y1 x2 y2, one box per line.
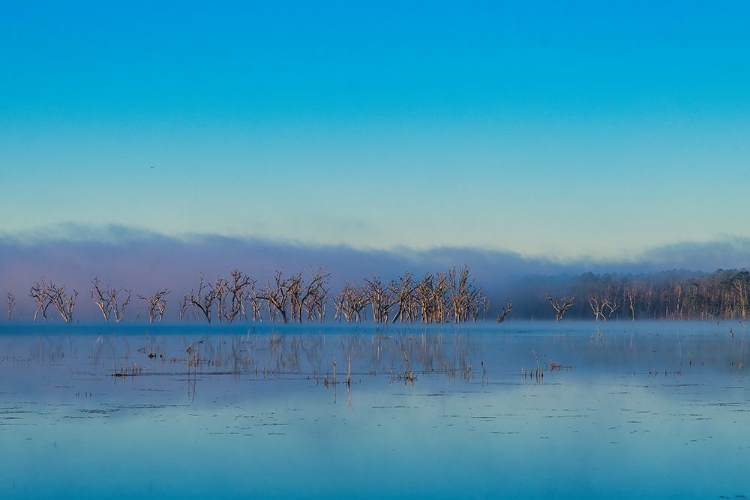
2 2 750 264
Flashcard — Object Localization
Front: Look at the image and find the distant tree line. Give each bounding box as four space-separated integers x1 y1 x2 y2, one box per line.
516 268 750 321
5 267 750 324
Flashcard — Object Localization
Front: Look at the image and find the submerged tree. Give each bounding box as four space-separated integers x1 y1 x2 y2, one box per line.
287 267 330 323
138 288 170 323
447 265 484 323
48 283 78 323
29 279 77 323
7 292 16 321
188 275 218 323
334 281 369 322
496 301 513 323
223 269 255 323
258 270 291 323
90 277 131 323
30 279 52 322
546 293 576 322
364 276 395 323
391 272 417 323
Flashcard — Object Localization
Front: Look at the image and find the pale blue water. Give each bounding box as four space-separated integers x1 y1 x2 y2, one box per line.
1 321 749 499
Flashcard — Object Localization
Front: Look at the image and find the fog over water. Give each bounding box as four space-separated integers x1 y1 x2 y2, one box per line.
2 226 750 321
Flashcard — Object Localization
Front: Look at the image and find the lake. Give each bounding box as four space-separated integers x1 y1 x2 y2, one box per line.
1 321 748 499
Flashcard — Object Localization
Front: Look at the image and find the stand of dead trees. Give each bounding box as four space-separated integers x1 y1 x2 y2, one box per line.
333 266 492 324
11 265 501 324
13 266 750 323
181 268 330 324
29 278 78 323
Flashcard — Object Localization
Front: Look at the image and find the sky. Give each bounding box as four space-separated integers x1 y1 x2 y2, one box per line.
2 1 750 264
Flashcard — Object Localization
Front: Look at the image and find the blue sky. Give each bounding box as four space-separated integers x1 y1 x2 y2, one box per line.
2 1 749 261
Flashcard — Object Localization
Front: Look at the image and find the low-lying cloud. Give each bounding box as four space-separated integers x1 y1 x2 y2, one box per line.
1 225 749 320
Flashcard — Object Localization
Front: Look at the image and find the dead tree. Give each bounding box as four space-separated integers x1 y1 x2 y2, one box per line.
7 292 16 321
188 275 218 323
223 269 255 323
91 278 112 321
334 281 368 322
214 275 229 323
248 287 264 322
413 272 451 323
447 265 481 323
47 283 78 324
138 288 170 323
392 272 417 323
496 301 513 323
472 292 490 322
301 267 330 322
30 279 52 322
603 296 620 320
625 285 638 321
364 276 395 323
414 273 435 323
287 272 304 323
589 296 605 322
90 277 131 323
430 272 451 323
546 293 576 322
179 293 190 322
258 270 291 323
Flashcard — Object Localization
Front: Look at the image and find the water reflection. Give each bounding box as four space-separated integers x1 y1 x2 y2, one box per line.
1 321 749 499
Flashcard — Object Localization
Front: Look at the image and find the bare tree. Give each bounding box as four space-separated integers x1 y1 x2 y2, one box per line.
287 272 305 323
301 267 330 322
391 272 417 323
258 270 291 323
414 273 435 323
472 291 491 322
447 265 482 323
334 281 368 322
138 288 170 323
30 279 52 322
248 286 264 322
90 277 131 323
364 276 395 323
188 275 218 323
546 293 576 322
214 275 229 323
496 301 513 323
47 283 78 323
179 292 190 322
603 295 620 320
223 269 255 323
625 284 639 321
413 272 451 323
7 292 16 321
589 295 605 322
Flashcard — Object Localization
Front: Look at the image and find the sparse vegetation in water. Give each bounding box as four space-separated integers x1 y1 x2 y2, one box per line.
112 363 144 377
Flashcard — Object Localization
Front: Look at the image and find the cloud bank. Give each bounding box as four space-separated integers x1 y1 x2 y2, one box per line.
1 225 749 320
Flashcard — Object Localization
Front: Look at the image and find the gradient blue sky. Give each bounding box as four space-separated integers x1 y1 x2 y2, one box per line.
2 1 749 260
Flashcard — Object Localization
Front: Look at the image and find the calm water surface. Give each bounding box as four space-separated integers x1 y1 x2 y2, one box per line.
1 321 749 499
